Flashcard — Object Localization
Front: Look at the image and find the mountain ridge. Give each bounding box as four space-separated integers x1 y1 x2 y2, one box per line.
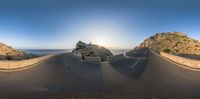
0 43 35 60
135 32 200 59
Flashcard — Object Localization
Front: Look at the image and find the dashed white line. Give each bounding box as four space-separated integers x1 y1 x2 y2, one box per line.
130 50 148 69
130 60 140 69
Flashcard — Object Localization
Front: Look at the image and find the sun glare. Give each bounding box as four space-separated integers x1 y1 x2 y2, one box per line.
90 29 113 48
86 23 119 48
93 35 109 47
70 20 127 49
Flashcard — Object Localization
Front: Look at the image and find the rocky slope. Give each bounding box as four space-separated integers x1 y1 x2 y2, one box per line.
0 43 35 60
136 32 200 59
72 41 113 60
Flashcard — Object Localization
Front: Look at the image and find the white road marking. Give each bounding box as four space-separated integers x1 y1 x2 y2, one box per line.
130 60 140 69
130 50 148 69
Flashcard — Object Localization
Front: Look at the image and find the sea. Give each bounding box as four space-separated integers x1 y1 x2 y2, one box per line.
22 49 72 56
22 49 131 56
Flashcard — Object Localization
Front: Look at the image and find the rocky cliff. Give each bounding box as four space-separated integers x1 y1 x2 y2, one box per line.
72 41 113 60
0 43 35 60
136 32 200 59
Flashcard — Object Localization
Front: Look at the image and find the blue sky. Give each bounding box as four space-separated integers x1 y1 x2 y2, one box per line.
0 0 200 49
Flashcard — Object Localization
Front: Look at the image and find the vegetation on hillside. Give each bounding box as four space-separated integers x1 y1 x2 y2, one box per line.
137 32 200 59
0 43 36 60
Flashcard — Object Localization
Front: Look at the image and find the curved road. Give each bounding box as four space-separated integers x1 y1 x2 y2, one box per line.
0 48 200 98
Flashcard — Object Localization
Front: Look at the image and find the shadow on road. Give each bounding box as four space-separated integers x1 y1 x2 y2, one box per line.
110 48 149 79
110 59 148 79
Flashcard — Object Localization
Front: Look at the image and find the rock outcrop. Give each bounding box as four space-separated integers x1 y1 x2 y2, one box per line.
0 43 35 60
136 32 200 59
72 41 113 61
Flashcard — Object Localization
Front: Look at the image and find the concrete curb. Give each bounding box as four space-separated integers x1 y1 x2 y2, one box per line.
81 60 101 65
0 55 53 72
149 49 200 71
125 56 148 60
107 54 124 63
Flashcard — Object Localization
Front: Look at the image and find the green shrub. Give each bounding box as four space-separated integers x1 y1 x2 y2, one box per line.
175 49 179 52
185 47 189 50
194 40 198 43
183 39 187 41
170 34 176 39
165 37 171 41
6 56 12 60
163 49 171 53
175 41 181 47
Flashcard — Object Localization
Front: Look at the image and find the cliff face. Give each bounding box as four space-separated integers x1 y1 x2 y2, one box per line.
137 32 200 59
0 43 34 60
73 41 113 60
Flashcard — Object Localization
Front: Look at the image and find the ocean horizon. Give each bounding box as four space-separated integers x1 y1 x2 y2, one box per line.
21 49 131 56
21 49 72 56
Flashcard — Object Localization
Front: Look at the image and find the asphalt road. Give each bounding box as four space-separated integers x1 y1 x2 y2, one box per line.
0 48 200 98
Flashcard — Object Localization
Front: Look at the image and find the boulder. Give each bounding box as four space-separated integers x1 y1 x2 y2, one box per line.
73 41 113 61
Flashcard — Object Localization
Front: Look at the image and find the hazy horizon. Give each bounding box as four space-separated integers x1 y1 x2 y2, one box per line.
1 0 200 49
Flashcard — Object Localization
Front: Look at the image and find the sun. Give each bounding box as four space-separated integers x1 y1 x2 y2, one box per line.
79 22 122 48
94 38 107 47
91 34 111 47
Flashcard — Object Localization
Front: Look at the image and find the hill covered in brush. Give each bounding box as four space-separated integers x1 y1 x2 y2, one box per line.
136 32 200 59
0 43 35 60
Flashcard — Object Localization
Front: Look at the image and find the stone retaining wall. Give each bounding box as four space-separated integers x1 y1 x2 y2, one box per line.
71 52 82 60
0 55 52 69
160 52 200 69
84 56 101 63
107 54 124 62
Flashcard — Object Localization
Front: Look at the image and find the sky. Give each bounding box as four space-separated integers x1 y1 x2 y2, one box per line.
0 0 200 49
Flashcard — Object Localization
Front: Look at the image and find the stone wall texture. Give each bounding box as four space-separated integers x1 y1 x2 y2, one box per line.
71 52 82 60
160 52 200 69
107 54 124 62
84 56 101 63
0 55 52 69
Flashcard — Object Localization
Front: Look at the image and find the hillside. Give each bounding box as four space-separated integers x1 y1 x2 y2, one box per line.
0 43 35 60
136 32 200 59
